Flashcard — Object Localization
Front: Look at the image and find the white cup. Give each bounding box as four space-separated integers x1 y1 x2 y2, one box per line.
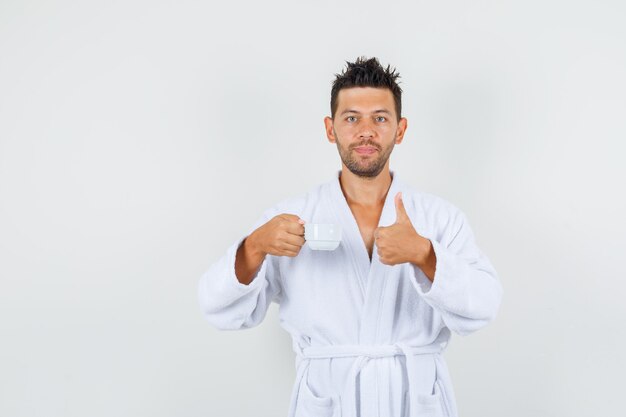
304 223 342 250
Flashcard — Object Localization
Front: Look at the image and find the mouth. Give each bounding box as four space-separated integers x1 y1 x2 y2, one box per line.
354 146 378 155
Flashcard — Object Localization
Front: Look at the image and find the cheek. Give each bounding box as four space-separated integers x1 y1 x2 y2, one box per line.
380 125 396 134
337 124 356 135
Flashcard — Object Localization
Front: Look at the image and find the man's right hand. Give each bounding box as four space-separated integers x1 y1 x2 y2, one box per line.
248 214 306 258
235 214 306 285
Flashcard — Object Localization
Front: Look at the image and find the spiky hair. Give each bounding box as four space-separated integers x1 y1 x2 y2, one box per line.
330 56 403 121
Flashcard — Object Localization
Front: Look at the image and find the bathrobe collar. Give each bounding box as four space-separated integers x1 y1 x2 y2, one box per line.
328 168 403 344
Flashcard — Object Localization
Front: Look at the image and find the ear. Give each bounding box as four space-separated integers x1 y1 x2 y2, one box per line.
395 117 408 145
324 116 336 144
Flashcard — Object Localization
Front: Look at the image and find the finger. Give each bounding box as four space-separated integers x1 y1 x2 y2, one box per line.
283 233 306 247
377 248 386 264
272 246 299 257
279 214 306 225
394 192 409 223
285 221 306 237
280 241 302 252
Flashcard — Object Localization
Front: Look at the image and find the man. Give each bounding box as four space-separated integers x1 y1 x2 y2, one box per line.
198 56 503 417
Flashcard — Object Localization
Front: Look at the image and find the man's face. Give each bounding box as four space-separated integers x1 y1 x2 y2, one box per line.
324 87 407 178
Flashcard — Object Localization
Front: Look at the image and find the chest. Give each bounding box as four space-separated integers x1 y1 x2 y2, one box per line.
349 204 384 260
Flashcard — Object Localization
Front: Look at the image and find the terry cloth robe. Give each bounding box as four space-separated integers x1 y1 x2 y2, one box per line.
198 169 503 417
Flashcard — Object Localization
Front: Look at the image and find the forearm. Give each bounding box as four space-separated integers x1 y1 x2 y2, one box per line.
235 234 266 285
411 238 437 282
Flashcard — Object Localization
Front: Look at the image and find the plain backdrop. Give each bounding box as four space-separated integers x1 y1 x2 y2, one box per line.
1 0 625 416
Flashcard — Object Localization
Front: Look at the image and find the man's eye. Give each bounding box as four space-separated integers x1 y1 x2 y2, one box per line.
376 116 387 122
347 116 357 122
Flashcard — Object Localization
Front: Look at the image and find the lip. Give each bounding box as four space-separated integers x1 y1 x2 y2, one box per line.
354 146 378 154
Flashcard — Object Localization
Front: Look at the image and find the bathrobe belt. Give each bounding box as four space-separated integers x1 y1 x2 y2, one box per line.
292 343 444 417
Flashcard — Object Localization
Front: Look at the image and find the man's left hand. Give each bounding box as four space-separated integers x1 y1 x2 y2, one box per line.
375 192 434 270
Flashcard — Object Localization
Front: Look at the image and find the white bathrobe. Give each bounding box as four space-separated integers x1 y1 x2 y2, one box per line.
198 170 503 417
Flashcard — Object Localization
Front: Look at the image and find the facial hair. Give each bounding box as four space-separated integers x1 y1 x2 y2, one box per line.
333 128 396 178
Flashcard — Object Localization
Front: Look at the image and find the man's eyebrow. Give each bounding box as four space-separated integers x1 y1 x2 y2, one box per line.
340 109 392 116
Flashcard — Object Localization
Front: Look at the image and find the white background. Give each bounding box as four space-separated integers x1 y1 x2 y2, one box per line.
1 0 624 416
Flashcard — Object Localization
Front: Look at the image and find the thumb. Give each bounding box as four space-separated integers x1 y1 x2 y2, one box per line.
394 192 409 223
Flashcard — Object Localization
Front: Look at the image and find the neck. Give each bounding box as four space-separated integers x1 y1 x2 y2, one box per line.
338 165 393 207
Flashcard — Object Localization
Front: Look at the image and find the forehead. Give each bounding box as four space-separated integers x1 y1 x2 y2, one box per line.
336 87 395 112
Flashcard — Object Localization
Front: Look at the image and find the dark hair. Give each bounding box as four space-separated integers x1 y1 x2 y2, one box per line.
330 56 403 121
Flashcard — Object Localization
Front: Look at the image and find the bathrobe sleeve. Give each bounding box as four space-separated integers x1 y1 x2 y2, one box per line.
411 208 503 336
197 207 283 331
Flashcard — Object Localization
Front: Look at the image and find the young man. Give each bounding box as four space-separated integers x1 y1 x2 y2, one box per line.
198 56 503 417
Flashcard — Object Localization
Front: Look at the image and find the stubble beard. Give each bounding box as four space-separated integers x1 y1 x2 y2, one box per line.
334 129 395 179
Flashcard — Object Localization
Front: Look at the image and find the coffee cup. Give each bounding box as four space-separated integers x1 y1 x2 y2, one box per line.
304 223 342 250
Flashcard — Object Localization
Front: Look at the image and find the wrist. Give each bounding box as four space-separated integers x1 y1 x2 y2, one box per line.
245 231 267 259
412 236 432 266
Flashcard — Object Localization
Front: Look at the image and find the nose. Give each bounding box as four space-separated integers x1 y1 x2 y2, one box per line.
358 119 375 139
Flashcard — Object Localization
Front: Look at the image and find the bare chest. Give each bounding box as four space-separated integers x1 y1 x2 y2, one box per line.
349 204 384 261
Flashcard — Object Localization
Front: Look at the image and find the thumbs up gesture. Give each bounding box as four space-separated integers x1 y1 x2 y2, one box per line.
374 192 434 268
